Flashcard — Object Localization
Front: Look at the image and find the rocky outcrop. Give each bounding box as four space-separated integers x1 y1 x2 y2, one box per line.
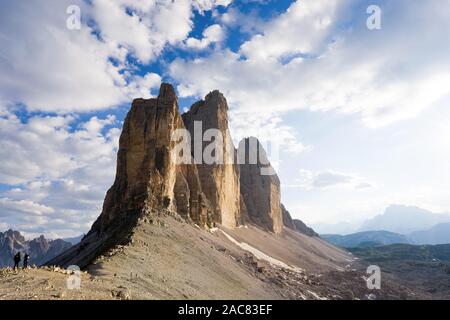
47 84 216 267
182 91 241 228
0 230 26 267
174 163 213 227
281 204 297 230
92 83 216 233
293 220 319 237
97 84 183 232
239 137 283 234
281 205 318 237
28 236 73 266
47 83 312 267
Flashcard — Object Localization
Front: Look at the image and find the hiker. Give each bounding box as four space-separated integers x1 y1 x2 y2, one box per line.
13 252 21 270
23 253 30 269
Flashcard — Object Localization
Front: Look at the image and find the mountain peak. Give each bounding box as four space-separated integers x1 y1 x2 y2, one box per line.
158 83 177 101
361 205 450 234
205 89 225 101
47 83 310 268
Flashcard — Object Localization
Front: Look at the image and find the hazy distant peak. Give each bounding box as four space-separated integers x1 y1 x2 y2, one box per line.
360 205 450 234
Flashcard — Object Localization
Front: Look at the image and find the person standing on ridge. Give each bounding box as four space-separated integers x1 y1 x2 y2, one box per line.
23 253 29 269
13 252 21 270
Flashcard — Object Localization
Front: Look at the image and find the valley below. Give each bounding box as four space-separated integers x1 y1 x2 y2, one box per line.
349 244 450 299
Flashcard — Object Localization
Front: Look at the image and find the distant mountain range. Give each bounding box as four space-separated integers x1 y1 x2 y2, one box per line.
409 222 450 245
0 230 74 268
323 222 450 248
360 205 450 234
322 231 410 248
316 205 450 247
63 234 83 245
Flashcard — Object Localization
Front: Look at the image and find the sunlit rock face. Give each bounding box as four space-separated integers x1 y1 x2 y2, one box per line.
47 83 313 268
182 91 241 229
98 83 215 232
239 137 283 235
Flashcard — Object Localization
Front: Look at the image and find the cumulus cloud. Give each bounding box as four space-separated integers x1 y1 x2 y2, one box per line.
169 0 450 142
193 0 233 13
0 0 230 113
0 198 55 217
219 6 267 35
0 111 120 237
0 1 125 112
171 50 309 153
239 0 339 61
91 0 196 63
185 24 225 50
296 170 373 190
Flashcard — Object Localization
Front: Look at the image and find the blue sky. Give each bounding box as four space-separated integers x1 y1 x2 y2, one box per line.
1 0 450 238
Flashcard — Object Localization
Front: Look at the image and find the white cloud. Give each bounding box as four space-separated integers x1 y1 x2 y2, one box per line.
193 0 233 13
0 112 120 187
0 112 120 237
239 0 338 61
125 73 162 99
91 0 196 63
229 109 308 156
0 0 153 112
219 6 266 35
294 169 372 190
0 1 121 111
0 198 55 216
185 24 225 50
0 0 229 113
170 0 450 139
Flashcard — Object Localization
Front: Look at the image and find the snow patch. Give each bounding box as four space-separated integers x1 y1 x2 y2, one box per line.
298 292 307 300
220 230 304 273
307 290 328 300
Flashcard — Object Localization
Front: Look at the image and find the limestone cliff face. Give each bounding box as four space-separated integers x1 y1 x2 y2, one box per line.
46 84 216 267
174 163 213 228
98 84 217 233
47 83 312 268
281 204 297 230
182 91 241 229
293 219 319 237
239 137 283 234
96 84 183 233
